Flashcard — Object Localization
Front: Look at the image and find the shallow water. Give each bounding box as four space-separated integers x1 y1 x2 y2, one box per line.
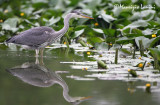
0 48 160 105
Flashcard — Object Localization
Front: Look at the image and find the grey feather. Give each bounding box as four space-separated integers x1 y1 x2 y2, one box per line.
6 62 63 87
6 26 55 49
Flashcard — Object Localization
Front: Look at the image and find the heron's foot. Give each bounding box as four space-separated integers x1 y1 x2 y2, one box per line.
35 57 39 64
40 49 44 57
35 49 39 57
35 54 39 58
40 57 44 65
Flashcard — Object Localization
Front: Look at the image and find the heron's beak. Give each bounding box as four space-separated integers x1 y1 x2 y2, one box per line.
80 14 94 19
79 96 92 100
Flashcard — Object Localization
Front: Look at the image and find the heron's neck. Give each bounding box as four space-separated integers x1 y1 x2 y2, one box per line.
54 14 72 40
57 79 75 102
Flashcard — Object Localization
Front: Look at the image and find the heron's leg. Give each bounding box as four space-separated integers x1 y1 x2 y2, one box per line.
40 48 44 65
35 56 39 64
35 49 39 57
40 55 44 65
40 48 44 57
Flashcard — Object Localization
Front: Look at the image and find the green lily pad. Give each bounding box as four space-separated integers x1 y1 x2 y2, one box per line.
100 10 116 23
72 29 85 38
123 20 149 30
135 36 154 49
1 17 20 32
95 42 108 51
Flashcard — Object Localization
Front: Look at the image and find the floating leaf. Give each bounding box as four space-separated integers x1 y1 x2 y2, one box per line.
103 29 116 37
155 0 160 7
21 6 34 16
0 44 8 50
32 9 44 15
43 16 60 26
87 37 104 45
118 37 130 41
92 28 103 33
123 20 149 30
32 0 48 3
112 7 122 17
129 10 155 21
142 29 153 35
75 25 87 31
100 10 116 23
135 36 154 49
97 59 108 69
149 48 160 61
116 37 133 44
95 42 108 51
1 17 19 32
149 37 160 48
24 19 40 27
120 48 132 55
73 29 85 38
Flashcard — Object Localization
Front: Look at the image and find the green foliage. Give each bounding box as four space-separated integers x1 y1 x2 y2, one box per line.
149 48 160 70
1 17 20 32
128 69 138 77
87 37 104 46
1 0 160 65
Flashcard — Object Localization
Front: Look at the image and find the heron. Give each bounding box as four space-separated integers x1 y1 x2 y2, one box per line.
6 61 91 104
6 10 93 56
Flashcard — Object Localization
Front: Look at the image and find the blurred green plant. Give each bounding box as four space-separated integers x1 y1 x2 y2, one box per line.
1 0 160 70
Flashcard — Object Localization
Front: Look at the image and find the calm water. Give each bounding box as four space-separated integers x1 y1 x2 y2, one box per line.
0 48 160 105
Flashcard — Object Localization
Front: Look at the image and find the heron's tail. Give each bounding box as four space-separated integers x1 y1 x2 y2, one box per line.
5 36 16 43
5 37 12 43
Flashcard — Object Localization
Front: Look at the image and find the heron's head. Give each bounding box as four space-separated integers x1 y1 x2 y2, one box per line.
70 10 94 19
70 96 92 105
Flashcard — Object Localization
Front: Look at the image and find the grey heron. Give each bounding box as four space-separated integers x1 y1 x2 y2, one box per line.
6 10 93 56
6 61 91 104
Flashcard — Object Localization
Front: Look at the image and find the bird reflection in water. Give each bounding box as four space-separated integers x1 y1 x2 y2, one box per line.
6 58 91 105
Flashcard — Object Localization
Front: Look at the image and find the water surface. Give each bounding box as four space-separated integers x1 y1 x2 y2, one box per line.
0 48 160 105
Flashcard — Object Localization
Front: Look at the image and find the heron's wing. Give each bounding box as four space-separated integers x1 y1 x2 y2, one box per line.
6 62 58 87
6 26 55 47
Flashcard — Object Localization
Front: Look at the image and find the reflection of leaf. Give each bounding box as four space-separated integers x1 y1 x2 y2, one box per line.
123 20 149 30
95 42 108 51
1 17 19 32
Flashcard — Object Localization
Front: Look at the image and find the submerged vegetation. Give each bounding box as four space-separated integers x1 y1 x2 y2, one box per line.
0 0 160 80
